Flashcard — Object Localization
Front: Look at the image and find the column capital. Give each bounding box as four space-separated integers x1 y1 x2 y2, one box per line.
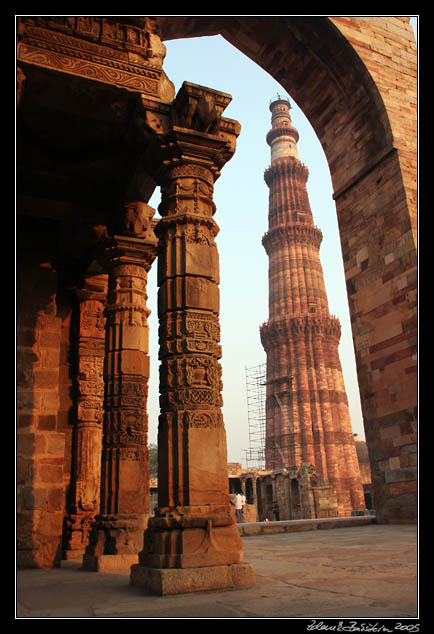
141 81 241 184
104 233 158 272
99 200 158 271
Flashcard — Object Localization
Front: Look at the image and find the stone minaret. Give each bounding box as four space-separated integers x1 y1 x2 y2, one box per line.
260 96 365 516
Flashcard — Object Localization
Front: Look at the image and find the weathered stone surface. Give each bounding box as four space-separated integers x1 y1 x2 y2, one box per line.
131 81 254 591
131 562 255 595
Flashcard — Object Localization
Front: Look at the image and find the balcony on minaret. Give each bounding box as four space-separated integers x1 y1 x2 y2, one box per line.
267 97 300 162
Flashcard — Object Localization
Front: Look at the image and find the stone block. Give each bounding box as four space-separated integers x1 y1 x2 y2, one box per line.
120 322 149 353
130 562 255 595
184 241 219 282
385 467 417 483
120 349 149 376
22 486 48 510
38 463 64 484
47 487 65 512
46 433 65 454
37 414 57 431
18 432 47 456
83 553 139 572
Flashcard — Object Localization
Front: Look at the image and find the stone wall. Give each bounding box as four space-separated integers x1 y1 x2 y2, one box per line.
17 217 73 568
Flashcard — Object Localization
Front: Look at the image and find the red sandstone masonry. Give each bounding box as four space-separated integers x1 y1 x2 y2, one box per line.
16 18 417 573
17 253 68 568
261 99 365 516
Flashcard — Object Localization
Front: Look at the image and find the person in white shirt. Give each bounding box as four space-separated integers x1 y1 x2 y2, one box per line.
233 492 243 523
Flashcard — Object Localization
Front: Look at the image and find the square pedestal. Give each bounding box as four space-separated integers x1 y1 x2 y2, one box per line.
130 562 255 595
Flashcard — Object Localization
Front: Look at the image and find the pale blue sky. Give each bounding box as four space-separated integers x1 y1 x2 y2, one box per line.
147 16 418 465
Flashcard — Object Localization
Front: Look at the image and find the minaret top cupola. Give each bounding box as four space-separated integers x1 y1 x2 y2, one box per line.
266 96 299 163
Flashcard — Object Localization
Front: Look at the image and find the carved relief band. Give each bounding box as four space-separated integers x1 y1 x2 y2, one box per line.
17 17 166 95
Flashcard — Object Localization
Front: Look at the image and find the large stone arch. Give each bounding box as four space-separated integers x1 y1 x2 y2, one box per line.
155 16 417 523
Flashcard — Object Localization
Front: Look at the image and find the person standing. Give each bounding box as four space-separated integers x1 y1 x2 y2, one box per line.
234 492 243 523
272 501 280 521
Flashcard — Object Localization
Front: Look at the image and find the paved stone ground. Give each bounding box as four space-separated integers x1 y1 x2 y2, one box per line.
16 523 418 620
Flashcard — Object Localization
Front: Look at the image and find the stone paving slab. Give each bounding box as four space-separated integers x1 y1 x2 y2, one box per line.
16 523 418 620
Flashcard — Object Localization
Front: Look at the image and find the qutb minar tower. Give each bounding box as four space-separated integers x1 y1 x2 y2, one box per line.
260 96 365 516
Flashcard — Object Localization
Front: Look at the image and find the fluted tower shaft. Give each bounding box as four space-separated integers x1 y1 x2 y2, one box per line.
260 97 365 516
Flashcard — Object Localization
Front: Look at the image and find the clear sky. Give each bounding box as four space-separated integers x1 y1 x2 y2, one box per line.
146 16 418 465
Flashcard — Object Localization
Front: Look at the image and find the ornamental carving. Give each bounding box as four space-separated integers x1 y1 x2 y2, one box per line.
184 226 215 246
158 409 224 431
168 163 215 184
17 42 159 95
76 481 99 513
17 18 164 85
163 386 223 409
260 315 342 350
159 312 222 359
78 357 104 382
161 357 221 389
262 224 323 253
264 156 309 186
183 410 224 429
106 380 148 408
79 299 106 337
77 398 104 423
159 175 216 218
122 201 156 239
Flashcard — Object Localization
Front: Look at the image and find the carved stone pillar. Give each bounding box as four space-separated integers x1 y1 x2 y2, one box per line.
130 82 255 594
63 272 107 560
83 203 158 571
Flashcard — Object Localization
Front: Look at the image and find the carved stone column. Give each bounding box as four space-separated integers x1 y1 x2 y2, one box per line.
83 203 158 571
63 271 107 560
130 82 255 594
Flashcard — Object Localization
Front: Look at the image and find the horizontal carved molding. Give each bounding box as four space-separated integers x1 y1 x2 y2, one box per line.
264 155 309 185
260 314 341 349
262 223 323 252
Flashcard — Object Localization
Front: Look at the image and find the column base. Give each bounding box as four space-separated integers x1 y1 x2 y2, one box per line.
130 562 255 595
63 548 86 561
83 552 139 572
82 513 149 571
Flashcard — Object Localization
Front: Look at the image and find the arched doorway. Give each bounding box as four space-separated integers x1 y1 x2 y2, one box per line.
155 16 417 523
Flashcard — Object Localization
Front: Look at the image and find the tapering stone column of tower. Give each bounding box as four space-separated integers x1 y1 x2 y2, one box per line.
260 97 365 517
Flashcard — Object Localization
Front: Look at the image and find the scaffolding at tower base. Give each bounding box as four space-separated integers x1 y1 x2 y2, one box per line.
244 363 267 470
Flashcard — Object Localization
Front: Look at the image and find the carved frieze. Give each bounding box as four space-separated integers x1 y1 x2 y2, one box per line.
262 224 323 253
75 299 106 426
260 314 342 351
159 311 222 358
264 156 309 186
159 409 224 431
17 17 163 95
122 202 156 239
